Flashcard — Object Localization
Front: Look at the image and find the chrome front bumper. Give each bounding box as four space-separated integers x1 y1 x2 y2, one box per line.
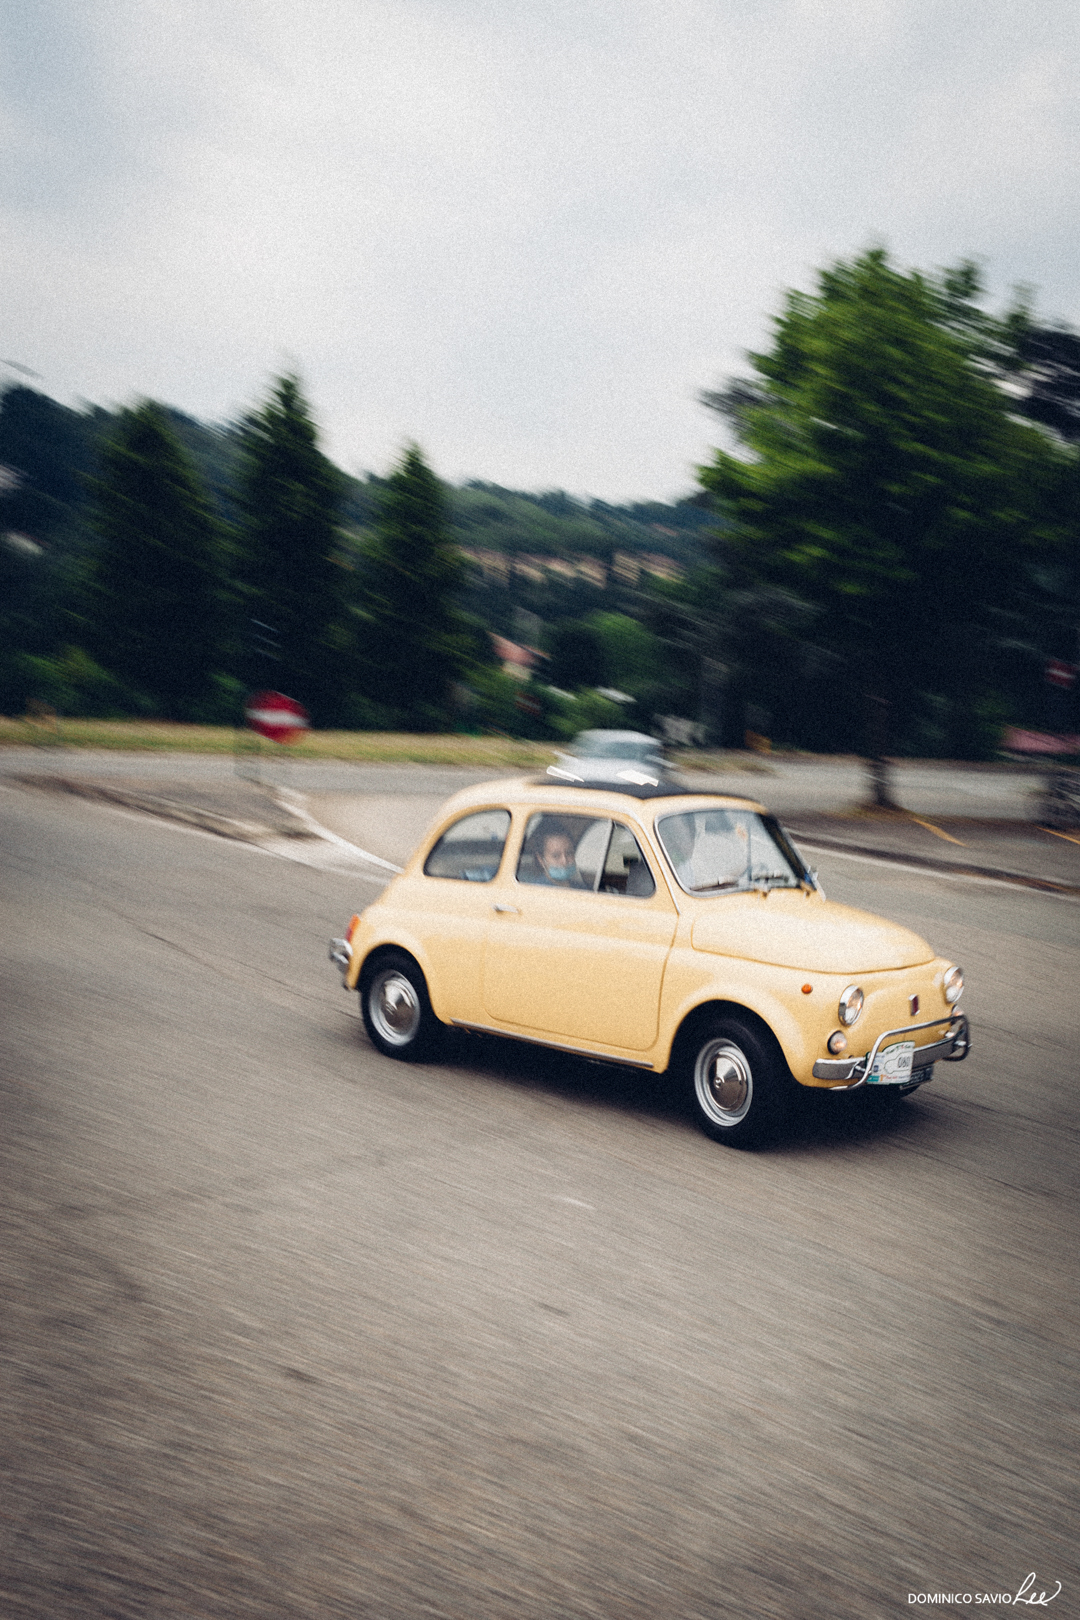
811 1011 970 1086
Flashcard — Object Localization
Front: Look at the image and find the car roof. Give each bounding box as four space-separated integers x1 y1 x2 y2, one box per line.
428 775 769 823
541 758 685 794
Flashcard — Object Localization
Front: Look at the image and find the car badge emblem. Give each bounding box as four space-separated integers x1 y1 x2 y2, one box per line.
909 994 919 1015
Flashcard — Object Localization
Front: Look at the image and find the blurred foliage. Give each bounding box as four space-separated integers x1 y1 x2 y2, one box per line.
546 687 628 740
0 375 702 735
235 376 344 724
698 248 1080 762
1013 326 1080 443
546 620 608 692
447 481 710 562
13 646 127 718
87 402 221 718
3 260 1078 759
354 445 472 732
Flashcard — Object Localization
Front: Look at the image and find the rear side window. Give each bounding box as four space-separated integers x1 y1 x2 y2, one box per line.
423 809 511 882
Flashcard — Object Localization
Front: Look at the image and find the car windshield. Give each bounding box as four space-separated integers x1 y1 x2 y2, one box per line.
571 733 661 764
656 808 804 894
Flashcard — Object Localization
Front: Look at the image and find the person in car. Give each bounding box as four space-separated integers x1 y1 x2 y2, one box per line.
537 826 585 886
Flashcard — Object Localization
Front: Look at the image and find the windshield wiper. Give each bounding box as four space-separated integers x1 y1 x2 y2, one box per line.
687 878 742 892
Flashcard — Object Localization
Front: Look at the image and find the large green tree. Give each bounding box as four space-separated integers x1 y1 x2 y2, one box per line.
88 402 220 717
357 445 465 730
700 249 1069 792
237 375 343 720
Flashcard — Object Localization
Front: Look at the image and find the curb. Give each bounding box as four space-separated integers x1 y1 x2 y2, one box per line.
788 829 1080 899
12 775 317 845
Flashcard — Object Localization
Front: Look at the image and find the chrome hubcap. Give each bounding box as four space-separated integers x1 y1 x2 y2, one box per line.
369 969 421 1047
694 1038 753 1127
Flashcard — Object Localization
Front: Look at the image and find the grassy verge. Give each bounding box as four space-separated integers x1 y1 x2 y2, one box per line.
0 717 791 771
0 716 561 767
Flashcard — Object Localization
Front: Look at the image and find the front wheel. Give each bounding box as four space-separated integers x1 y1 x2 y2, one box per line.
360 952 441 1061
681 1015 791 1148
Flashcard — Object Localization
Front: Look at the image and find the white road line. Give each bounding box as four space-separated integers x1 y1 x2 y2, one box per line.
274 788 405 873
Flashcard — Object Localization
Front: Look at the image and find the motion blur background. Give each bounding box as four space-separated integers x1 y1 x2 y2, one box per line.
2 0 1079 761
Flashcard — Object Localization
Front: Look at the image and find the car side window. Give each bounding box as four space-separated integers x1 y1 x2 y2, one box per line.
423 809 511 882
517 813 611 890
599 823 656 897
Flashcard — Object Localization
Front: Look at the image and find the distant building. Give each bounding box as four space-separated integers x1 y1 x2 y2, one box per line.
612 551 683 586
463 545 678 592
460 547 510 585
576 557 607 588
490 634 547 682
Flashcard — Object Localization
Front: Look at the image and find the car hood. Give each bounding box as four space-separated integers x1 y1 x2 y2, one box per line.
690 892 934 973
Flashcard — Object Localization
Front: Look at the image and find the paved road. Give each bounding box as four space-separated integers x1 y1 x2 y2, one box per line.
2 781 1077 1619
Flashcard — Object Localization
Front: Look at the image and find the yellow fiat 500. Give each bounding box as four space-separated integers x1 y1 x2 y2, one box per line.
330 771 969 1147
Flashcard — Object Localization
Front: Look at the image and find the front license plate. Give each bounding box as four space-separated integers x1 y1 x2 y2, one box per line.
867 1040 915 1085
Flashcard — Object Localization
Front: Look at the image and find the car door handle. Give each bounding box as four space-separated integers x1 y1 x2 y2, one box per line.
492 903 520 914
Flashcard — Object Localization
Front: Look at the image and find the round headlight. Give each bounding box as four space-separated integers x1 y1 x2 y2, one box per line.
827 1030 849 1054
838 985 864 1026
943 965 964 1004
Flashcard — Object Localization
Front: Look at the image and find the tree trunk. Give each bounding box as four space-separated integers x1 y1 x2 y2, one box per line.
699 655 727 747
864 692 900 810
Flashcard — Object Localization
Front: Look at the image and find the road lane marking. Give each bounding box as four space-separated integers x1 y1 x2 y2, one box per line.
1040 825 1080 847
909 815 966 845
274 788 405 872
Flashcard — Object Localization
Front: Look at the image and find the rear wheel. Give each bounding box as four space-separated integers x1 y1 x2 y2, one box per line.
360 952 441 1061
681 1013 791 1148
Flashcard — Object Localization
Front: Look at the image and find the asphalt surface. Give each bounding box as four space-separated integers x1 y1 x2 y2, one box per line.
1 762 1077 1618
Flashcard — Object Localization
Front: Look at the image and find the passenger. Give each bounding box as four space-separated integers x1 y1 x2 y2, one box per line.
517 817 589 887
538 829 582 886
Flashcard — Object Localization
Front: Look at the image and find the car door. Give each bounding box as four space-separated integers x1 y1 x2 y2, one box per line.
401 807 512 1023
481 812 678 1052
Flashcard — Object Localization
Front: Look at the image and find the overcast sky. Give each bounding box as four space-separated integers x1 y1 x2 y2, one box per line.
3 0 1079 501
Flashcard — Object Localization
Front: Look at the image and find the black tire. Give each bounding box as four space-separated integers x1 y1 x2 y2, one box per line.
679 1013 792 1148
360 951 442 1061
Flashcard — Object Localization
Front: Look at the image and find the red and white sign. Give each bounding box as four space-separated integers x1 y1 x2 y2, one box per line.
244 690 310 745
1045 658 1077 690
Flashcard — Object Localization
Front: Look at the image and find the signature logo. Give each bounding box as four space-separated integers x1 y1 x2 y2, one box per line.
909 1574 1062 1606
1013 1573 1062 1606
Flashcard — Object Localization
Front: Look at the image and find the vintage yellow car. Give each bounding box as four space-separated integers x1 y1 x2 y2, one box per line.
330 770 969 1147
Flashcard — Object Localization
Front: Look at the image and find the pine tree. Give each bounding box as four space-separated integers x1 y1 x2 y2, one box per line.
237 375 343 721
358 446 465 730
89 401 220 716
